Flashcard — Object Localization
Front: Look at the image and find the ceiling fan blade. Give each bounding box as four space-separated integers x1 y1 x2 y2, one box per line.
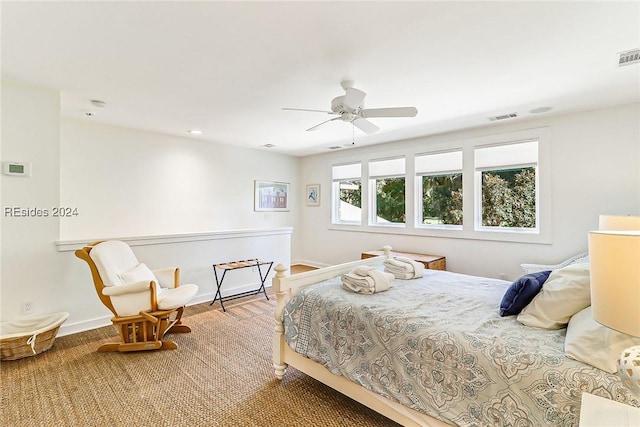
343 88 366 110
352 118 380 134
360 107 418 118
283 107 335 114
306 117 341 132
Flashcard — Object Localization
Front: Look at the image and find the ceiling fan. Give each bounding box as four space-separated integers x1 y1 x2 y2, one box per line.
283 80 418 134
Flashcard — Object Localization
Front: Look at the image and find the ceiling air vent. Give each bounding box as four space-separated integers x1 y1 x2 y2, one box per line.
619 48 640 66
489 112 518 121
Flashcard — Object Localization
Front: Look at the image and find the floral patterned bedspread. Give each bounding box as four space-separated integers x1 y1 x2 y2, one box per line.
283 269 639 426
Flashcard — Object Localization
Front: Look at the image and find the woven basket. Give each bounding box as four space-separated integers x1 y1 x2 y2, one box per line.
0 326 61 361
0 312 69 361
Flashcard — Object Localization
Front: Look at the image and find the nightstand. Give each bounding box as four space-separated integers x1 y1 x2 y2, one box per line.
579 392 640 426
361 249 446 271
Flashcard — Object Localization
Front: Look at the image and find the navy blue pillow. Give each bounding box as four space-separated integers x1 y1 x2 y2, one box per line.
499 270 552 316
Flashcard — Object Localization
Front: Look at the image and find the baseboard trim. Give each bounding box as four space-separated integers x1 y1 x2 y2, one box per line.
57 283 272 337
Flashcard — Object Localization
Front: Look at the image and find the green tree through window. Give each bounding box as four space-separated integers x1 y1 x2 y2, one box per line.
482 167 536 227
376 177 405 223
339 180 361 208
422 173 463 225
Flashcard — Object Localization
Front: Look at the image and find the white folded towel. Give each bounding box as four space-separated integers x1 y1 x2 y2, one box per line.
341 267 394 294
383 256 425 279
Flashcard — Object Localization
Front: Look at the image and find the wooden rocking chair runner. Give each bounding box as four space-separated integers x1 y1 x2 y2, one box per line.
75 240 198 352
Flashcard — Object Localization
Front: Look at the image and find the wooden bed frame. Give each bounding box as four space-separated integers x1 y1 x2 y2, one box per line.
272 248 452 427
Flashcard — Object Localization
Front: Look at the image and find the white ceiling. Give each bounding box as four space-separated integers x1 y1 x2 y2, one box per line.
2 1 639 157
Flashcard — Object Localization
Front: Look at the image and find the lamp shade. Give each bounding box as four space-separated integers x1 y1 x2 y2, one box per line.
599 215 640 231
588 230 640 337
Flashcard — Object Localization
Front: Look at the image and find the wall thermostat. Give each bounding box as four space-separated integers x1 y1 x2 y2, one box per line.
3 161 31 177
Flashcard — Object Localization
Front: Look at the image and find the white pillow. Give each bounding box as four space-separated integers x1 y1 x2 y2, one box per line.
516 263 591 329
565 306 640 373
119 263 161 294
520 252 589 275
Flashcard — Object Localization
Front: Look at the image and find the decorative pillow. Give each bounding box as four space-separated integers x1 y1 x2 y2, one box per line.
565 306 640 373
520 252 589 275
499 270 551 316
516 263 591 329
119 263 161 294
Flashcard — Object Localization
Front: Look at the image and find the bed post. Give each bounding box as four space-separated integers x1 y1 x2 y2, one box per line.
272 263 288 379
382 244 392 259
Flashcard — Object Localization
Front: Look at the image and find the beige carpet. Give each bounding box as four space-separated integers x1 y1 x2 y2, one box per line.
1 294 400 427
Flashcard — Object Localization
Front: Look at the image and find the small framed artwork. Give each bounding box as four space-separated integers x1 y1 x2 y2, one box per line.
254 180 290 211
306 184 320 206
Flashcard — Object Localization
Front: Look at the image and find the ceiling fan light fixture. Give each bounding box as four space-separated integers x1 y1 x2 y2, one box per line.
284 81 418 134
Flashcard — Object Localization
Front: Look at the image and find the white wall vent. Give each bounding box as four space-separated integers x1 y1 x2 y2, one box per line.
489 112 518 121
618 48 640 66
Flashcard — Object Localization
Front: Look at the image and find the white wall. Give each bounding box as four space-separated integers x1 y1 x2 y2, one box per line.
1 81 67 321
297 103 640 280
1 81 299 336
60 119 298 238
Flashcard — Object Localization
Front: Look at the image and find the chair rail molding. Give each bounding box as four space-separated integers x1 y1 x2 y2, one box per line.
55 227 294 252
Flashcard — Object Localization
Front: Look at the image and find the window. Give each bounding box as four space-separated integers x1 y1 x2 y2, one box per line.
327 128 549 244
415 150 463 228
332 163 362 224
475 140 538 231
368 157 405 226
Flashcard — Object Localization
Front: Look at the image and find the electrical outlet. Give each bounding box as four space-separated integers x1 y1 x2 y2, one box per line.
22 301 34 314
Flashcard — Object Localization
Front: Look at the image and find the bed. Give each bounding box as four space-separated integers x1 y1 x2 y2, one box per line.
271 249 640 426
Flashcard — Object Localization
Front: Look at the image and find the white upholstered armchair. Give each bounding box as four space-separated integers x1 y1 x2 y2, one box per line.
75 240 198 352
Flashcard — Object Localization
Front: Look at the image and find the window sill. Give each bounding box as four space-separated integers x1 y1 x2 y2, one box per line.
327 223 551 244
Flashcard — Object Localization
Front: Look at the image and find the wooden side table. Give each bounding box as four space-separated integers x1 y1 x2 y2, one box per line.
361 249 446 271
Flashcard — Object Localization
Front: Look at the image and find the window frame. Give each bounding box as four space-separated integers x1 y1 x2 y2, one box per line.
368 156 406 227
475 163 539 233
415 149 464 230
473 139 540 234
331 162 362 225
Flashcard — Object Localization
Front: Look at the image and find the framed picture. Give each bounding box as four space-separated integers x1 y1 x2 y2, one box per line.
254 180 289 211
306 184 320 206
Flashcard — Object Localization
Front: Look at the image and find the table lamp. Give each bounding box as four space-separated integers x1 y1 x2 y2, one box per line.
598 214 640 231
588 223 640 396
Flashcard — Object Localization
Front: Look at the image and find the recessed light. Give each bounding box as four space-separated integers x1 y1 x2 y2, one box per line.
262 144 276 148
90 99 106 108
529 107 553 114
188 129 203 135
